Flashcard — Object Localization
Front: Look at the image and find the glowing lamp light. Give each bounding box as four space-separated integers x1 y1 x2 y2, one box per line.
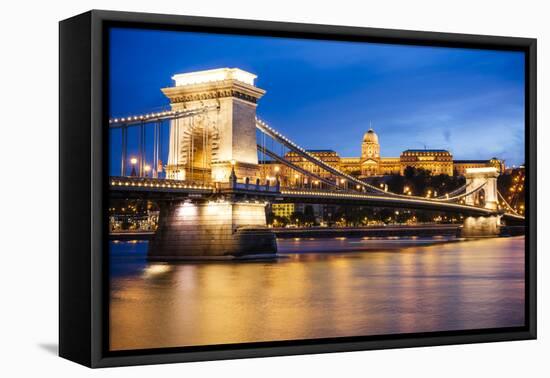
143 264 171 278
172 68 257 87
177 201 197 217
130 157 138 165
144 165 151 172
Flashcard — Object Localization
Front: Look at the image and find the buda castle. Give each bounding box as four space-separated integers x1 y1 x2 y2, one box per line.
272 128 504 183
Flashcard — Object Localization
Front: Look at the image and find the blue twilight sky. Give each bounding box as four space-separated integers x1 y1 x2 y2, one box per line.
109 27 526 172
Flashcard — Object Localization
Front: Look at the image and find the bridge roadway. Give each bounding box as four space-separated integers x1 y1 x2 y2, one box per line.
109 176 524 222
109 224 461 241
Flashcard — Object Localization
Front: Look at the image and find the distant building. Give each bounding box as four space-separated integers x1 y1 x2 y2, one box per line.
360 129 381 176
270 203 324 222
399 149 454 176
271 203 296 218
259 128 503 185
286 150 340 179
454 158 505 176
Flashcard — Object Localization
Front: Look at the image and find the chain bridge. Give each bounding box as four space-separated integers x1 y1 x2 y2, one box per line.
108 68 524 259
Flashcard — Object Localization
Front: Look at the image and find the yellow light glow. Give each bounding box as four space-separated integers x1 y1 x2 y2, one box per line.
177 202 197 217
143 264 172 278
172 67 257 87
130 157 138 165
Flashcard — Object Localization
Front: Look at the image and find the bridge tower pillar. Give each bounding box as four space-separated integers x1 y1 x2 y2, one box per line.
162 68 265 183
462 167 501 237
464 167 499 210
150 68 276 259
149 200 277 259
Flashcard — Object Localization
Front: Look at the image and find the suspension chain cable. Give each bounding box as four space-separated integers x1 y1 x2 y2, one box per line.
256 117 489 203
498 190 520 215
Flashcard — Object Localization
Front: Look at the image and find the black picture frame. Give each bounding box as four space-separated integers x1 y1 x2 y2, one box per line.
59 9 537 368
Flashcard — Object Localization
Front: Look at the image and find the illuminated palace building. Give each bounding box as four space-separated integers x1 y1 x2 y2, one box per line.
264 128 504 186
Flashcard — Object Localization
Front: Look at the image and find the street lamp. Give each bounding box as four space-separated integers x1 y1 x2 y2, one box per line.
130 157 138 176
229 160 237 185
274 165 280 186
144 164 151 177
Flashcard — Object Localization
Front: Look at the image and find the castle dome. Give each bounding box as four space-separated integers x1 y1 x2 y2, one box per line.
363 128 379 144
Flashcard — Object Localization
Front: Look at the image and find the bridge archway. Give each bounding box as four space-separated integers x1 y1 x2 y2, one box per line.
475 188 486 208
166 115 221 182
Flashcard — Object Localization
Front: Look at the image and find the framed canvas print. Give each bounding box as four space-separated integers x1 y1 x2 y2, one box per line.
59 10 536 368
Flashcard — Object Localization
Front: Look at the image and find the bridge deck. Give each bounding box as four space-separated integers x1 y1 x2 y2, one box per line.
108 176 523 221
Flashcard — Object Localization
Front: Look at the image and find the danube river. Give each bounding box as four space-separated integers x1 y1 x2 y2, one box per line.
109 236 525 351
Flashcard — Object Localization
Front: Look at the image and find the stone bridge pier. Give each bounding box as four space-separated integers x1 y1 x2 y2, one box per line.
149 199 277 259
462 167 501 237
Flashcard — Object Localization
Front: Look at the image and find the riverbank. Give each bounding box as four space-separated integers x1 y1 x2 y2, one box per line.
109 224 524 241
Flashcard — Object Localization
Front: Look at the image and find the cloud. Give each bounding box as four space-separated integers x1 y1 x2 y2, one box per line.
443 129 452 144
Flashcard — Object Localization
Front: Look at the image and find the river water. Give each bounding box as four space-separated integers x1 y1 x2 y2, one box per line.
109 236 525 351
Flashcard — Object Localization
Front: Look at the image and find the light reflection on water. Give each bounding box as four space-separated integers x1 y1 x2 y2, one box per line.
109 236 525 351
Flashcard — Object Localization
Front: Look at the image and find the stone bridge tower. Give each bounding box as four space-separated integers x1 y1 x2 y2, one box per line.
162 68 265 183
463 167 501 237
149 68 277 259
465 167 499 210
